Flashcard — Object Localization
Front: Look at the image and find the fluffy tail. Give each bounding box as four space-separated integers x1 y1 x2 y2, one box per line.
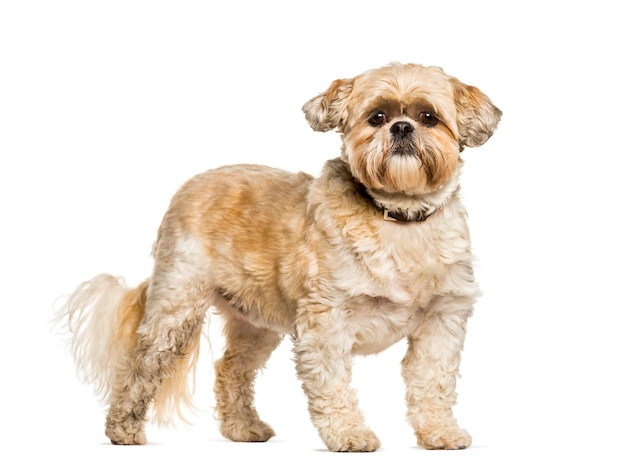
54 274 201 424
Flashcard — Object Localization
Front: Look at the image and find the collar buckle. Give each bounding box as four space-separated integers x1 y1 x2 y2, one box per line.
383 209 399 222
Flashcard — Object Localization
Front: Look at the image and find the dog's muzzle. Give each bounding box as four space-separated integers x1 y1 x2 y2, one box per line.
390 121 418 156
390 121 414 139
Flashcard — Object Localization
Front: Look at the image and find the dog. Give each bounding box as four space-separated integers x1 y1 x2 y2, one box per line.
55 62 501 451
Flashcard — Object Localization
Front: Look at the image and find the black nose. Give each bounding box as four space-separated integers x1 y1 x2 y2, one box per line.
390 121 414 138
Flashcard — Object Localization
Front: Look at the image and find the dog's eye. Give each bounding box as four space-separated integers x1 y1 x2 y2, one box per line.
368 111 387 127
418 111 439 127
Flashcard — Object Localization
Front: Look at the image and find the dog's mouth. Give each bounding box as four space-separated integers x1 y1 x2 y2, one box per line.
384 140 449 188
389 140 419 158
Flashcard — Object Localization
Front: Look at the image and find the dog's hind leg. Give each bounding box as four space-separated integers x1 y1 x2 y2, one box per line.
213 306 283 442
104 235 211 445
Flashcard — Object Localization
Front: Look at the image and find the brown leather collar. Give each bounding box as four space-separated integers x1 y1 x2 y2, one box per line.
381 208 431 222
356 183 434 223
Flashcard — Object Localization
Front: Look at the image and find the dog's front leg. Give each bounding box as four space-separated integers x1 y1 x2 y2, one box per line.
294 304 380 452
401 294 473 450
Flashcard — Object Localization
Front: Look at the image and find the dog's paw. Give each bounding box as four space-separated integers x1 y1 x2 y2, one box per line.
417 427 472 450
106 424 147 445
105 408 148 445
324 427 381 452
221 418 276 443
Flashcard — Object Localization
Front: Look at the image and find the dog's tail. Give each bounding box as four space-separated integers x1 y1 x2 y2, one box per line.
54 274 201 425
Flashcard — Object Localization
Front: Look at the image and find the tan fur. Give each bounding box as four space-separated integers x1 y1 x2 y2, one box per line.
55 63 500 451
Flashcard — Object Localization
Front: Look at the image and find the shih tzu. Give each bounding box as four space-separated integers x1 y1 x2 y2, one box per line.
55 62 501 451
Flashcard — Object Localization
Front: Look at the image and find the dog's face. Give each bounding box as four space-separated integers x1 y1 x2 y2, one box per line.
303 63 501 195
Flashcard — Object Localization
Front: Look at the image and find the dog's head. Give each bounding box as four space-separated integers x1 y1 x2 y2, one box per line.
303 63 501 195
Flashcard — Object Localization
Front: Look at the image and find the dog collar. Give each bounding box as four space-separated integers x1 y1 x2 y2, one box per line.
381 208 432 223
356 183 435 223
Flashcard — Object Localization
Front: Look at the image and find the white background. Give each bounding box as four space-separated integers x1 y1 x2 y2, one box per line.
1 1 625 471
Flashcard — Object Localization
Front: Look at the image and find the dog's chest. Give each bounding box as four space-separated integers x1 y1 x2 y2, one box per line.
335 218 459 305
347 294 417 354
327 217 471 352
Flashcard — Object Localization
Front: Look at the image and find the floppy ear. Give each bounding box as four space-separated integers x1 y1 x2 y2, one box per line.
302 78 353 132
452 78 502 148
